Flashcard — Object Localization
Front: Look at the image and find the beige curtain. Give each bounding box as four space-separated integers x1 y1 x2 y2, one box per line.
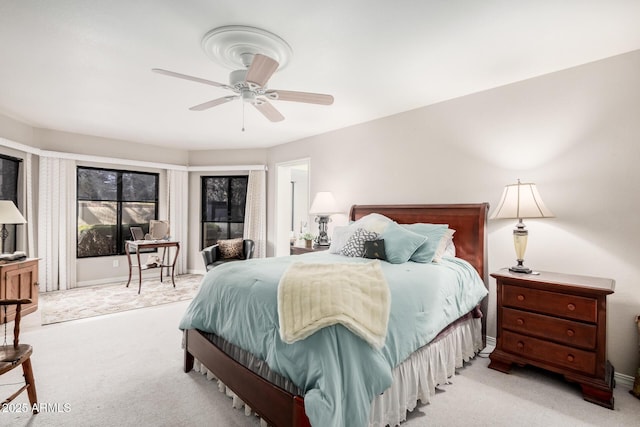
166 169 189 274
244 169 266 258
38 157 77 291
24 152 36 257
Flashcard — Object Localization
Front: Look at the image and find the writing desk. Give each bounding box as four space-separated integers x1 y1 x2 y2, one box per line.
125 240 180 294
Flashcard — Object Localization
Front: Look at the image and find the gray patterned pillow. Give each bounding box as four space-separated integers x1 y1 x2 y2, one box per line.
340 228 379 257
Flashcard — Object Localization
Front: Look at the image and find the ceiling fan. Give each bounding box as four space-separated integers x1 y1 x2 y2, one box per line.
152 52 334 123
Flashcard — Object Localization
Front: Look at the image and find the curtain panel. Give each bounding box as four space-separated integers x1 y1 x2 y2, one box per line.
24 153 36 257
244 169 266 258
166 169 188 274
38 157 77 291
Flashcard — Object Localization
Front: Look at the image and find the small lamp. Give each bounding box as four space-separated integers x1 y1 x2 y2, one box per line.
490 180 554 273
0 200 27 254
309 191 339 247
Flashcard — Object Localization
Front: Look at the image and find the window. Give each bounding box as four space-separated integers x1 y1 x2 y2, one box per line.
0 154 21 253
77 167 159 258
201 176 248 248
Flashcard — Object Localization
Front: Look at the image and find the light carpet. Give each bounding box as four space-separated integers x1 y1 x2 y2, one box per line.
5 301 640 426
39 274 203 325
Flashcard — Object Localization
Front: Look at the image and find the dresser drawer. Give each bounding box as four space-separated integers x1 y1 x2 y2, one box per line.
502 330 596 376
502 307 597 350
502 285 597 322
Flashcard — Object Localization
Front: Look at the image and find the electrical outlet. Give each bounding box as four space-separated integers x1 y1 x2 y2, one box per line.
113 260 119 268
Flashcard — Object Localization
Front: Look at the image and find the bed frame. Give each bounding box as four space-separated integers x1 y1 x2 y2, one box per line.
184 203 489 427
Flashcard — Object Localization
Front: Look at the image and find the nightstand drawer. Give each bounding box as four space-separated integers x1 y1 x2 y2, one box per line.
502 285 597 322
502 330 596 376
502 308 597 350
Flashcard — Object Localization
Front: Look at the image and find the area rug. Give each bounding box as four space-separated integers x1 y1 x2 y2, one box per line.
40 274 203 325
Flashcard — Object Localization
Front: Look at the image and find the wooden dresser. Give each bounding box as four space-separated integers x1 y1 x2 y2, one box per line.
0 258 39 323
489 269 615 409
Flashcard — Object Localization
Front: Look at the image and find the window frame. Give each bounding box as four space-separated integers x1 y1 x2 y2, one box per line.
76 166 159 258
200 175 248 249
0 154 22 254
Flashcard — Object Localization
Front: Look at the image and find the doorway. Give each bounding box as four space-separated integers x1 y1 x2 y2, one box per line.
275 159 310 257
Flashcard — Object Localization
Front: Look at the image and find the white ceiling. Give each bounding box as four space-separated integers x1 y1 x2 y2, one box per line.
1 1 639 151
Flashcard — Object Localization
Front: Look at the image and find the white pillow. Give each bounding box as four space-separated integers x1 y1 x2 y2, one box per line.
352 213 391 234
444 239 456 258
329 214 391 254
432 229 456 263
329 226 354 254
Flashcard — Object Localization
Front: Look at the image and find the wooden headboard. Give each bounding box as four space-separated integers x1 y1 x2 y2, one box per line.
349 203 490 340
349 203 489 282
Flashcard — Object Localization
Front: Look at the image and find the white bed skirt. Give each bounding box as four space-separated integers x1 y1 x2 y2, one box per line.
193 317 483 427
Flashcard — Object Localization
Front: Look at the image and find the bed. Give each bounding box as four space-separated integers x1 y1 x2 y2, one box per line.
180 203 489 427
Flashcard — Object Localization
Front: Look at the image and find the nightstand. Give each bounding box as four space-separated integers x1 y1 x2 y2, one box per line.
489 269 615 409
289 245 329 255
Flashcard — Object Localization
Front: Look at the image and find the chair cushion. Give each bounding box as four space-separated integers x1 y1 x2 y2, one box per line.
218 238 244 259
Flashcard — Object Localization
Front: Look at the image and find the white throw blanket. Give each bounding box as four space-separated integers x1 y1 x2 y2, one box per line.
277 261 390 348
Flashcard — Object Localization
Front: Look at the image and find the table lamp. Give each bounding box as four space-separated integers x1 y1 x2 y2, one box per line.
0 200 27 254
309 191 339 247
490 179 554 273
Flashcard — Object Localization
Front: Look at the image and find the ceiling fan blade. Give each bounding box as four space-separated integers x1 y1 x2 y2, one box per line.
245 54 279 88
152 68 231 90
253 100 284 122
265 89 334 105
189 96 238 111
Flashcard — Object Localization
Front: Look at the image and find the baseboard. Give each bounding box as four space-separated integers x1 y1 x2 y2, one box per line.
485 335 632 389
615 372 634 389
76 275 131 287
486 335 496 349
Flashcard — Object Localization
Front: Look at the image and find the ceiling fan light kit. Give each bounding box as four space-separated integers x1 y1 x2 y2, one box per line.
153 25 333 126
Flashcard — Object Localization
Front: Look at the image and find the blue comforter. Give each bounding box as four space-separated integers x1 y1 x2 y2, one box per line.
179 252 488 427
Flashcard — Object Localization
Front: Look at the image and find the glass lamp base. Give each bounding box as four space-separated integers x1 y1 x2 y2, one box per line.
509 263 532 274
314 215 331 246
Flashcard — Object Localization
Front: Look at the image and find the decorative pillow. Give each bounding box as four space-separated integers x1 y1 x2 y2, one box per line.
218 238 244 259
377 221 427 264
431 228 456 263
329 226 354 254
351 213 392 234
340 228 379 257
402 223 450 263
443 239 456 258
363 239 386 260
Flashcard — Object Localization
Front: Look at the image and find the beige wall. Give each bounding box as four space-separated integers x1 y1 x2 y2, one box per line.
1 50 638 377
187 148 267 167
267 50 640 376
35 128 189 165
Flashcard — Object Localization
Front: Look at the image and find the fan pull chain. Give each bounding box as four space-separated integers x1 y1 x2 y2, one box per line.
242 102 245 132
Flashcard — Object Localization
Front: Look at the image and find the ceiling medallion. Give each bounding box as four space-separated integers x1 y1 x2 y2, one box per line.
201 25 293 71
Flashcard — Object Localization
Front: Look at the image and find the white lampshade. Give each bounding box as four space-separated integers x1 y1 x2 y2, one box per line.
309 192 339 215
0 200 27 224
490 180 554 220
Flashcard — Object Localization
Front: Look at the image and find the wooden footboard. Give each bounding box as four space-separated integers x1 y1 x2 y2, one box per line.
184 328 311 427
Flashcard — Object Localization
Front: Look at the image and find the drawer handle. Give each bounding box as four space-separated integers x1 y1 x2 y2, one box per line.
567 303 576 311
516 318 525 326
517 341 525 350
517 294 525 302
566 329 575 337
567 354 575 362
